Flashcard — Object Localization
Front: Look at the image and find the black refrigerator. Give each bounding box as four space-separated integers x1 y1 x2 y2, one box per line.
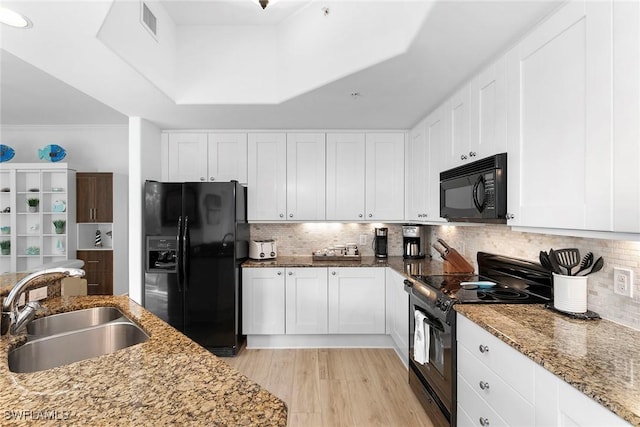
143 181 248 356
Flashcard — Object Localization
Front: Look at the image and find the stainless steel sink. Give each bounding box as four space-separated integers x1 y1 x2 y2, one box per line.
25 307 126 337
8 322 149 373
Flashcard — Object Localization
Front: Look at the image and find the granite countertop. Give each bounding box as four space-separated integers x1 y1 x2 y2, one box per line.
0 295 287 426
242 255 446 277
455 304 640 426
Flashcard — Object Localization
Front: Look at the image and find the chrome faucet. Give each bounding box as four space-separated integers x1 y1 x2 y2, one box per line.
1 266 85 335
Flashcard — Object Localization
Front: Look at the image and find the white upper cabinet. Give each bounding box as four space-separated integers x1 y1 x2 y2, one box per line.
365 133 405 221
443 85 471 169
248 133 287 221
326 133 367 221
612 0 640 233
167 133 247 183
207 133 248 184
506 0 613 230
469 54 507 161
167 133 209 182
286 133 326 221
406 119 429 221
406 112 447 223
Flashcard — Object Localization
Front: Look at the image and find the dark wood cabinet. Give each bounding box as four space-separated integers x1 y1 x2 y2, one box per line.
77 173 113 223
77 250 113 295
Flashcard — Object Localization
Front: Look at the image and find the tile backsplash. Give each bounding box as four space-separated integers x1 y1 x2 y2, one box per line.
251 223 640 331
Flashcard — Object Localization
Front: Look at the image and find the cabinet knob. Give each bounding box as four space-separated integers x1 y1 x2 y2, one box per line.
279 214 284 218
505 213 515 220
460 154 468 160
368 213 373 218
479 381 490 390
331 271 337 276
277 271 282 276
209 177 215 181
289 214 293 218
479 344 489 353
469 151 477 157
200 177 205 181
479 417 490 427
359 214 363 218
288 271 293 276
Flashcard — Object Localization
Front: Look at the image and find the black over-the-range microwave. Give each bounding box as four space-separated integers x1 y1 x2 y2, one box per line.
440 152 507 223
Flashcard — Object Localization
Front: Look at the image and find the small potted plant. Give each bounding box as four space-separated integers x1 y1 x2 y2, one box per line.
53 219 66 234
0 240 10 255
27 198 39 213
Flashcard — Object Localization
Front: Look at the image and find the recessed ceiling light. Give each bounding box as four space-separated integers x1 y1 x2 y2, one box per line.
0 7 32 29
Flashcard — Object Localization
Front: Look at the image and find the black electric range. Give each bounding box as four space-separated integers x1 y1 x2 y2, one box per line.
404 252 553 427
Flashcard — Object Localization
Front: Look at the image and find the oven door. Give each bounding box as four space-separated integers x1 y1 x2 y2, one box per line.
408 297 454 425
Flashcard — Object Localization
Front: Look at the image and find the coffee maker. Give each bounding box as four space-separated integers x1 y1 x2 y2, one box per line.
403 224 425 259
373 227 388 259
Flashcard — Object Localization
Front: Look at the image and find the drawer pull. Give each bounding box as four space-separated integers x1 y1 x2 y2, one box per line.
479 344 489 353
479 417 490 426
479 381 490 390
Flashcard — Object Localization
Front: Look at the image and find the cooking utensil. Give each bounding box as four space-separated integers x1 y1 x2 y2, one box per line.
539 251 554 272
548 249 565 275
577 256 603 276
574 252 593 276
552 248 581 276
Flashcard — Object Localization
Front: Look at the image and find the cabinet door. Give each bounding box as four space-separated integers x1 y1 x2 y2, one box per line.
328 267 385 334
425 107 448 223
326 133 366 221
506 1 612 230
167 133 209 182
469 55 507 160
406 120 429 222
207 133 248 184
386 268 409 364
242 268 285 334
443 85 470 169
76 173 112 223
247 133 287 221
285 267 328 334
76 174 94 223
93 174 113 223
77 250 113 295
365 133 404 221
612 1 640 233
286 133 326 221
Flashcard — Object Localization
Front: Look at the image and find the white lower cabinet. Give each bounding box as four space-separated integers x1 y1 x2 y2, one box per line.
328 267 386 334
457 314 630 427
243 267 385 336
242 268 285 335
285 267 328 334
386 268 409 364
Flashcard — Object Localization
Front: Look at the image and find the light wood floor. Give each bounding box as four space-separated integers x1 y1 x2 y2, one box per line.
222 348 434 427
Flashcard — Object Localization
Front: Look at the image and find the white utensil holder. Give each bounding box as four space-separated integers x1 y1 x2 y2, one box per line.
553 273 588 313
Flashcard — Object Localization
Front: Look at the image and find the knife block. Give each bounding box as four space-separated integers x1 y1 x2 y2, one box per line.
442 250 475 274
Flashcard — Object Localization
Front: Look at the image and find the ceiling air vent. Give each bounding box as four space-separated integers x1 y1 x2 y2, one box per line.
141 2 157 40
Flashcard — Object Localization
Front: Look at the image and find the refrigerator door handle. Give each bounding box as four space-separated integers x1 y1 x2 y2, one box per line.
183 215 190 290
176 216 183 292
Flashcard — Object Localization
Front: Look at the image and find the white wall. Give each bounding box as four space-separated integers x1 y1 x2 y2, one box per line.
128 117 162 303
1 125 130 293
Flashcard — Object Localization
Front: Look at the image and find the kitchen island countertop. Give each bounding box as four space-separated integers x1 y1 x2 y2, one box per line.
0 295 287 426
455 304 640 426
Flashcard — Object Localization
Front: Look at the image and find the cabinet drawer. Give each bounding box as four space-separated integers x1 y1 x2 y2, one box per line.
458 345 534 426
457 314 534 401
457 374 509 427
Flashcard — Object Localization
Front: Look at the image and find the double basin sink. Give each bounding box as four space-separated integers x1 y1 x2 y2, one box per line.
8 307 149 373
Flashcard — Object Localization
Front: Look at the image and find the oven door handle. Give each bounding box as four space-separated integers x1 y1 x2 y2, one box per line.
422 316 445 333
